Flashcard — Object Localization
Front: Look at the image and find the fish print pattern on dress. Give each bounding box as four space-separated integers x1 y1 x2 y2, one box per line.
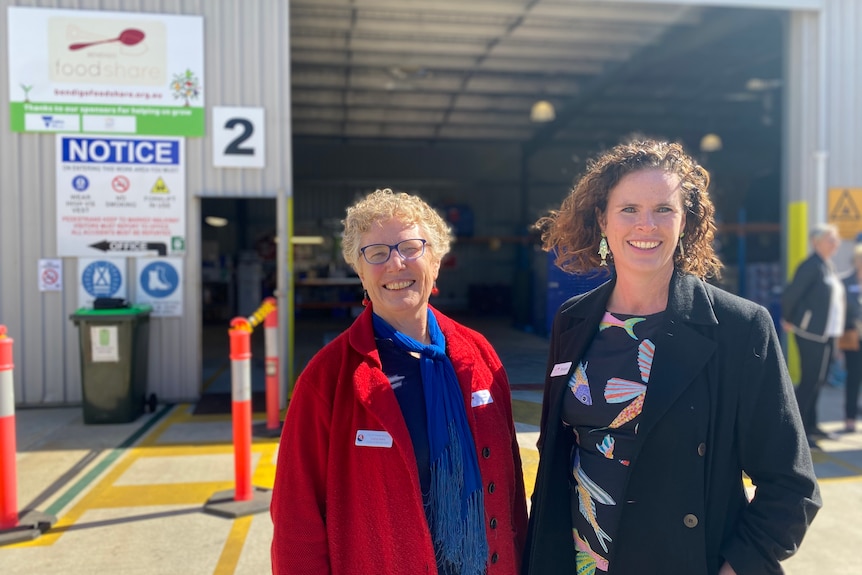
568 361 593 405
574 528 608 574
599 311 645 340
573 450 615 552
605 339 653 428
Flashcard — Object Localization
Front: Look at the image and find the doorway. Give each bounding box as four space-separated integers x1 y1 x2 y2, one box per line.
198 197 276 413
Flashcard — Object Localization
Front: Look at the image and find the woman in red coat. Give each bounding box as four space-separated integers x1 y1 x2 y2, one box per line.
271 188 528 575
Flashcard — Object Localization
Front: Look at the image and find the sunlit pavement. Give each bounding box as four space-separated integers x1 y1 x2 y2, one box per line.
2 318 860 574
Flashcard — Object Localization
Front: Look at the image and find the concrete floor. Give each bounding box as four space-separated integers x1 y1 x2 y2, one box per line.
2 314 860 574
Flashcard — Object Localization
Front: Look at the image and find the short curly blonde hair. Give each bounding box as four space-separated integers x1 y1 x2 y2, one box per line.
341 188 453 270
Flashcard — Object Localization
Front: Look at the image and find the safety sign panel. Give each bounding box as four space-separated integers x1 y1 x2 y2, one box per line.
828 188 862 240
7 7 204 136
56 135 185 257
135 257 183 317
77 257 127 309
38 258 63 292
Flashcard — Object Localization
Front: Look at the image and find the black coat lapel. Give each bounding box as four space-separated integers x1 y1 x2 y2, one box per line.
638 272 718 437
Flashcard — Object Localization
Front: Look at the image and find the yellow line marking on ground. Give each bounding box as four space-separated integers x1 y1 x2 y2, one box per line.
520 447 539 499
98 483 235 507
11 444 142 547
811 449 862 475
138 404 196 447
252 443 279 489
817 474 862 484
213 516 254 575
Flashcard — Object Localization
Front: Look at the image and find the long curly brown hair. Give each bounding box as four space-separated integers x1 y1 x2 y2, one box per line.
535 138 722 280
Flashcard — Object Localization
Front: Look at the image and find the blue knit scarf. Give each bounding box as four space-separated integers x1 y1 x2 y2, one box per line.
373 311 488 575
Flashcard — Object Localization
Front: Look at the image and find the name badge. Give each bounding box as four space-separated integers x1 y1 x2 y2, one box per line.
550 361 572 377
471 389 494 407
355 430 393 448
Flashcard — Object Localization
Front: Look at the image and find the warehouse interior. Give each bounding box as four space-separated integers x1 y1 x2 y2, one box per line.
199 2 787 391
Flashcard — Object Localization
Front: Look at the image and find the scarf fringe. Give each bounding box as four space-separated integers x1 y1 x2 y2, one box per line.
428 422 488 575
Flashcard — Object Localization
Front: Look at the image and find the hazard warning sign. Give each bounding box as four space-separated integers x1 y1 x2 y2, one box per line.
828 188 862 239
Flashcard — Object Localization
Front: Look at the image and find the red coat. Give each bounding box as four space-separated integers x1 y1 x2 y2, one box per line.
271 306 528 575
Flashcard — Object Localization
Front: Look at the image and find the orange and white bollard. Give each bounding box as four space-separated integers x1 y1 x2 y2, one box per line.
203 319 271 518
0 326 18 530
0 326 56 544
263 297 281 432
229 317 253 502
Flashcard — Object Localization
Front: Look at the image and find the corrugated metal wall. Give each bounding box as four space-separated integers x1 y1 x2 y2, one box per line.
785 0 861 240
826 0 862 191
0 0 292 406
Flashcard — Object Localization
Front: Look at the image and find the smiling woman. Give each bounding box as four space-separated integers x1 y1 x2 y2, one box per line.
524 138 820 575
271 188 528 575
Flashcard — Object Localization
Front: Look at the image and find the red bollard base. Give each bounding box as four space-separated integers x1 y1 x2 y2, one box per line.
0 510 57 546
252 420 283 439
202 487 272 519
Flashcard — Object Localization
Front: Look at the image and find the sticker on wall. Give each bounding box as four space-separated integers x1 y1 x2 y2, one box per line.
136 257 183 317
38 259 63 292
78 257 127 309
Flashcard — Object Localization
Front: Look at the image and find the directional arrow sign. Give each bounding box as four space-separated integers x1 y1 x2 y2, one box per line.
90 240 167 256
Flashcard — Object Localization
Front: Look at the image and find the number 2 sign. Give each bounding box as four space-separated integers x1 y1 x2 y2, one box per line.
212 107 265 168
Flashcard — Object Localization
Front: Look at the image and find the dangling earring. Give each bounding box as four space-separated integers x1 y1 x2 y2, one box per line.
598 234 610 266
431 282 440 296
678 233 685 259
361 290 370 306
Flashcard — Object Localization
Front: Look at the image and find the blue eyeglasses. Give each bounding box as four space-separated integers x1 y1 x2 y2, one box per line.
359 238 427 265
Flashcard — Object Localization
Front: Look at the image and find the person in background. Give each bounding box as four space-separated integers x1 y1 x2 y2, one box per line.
523 138 820 575
270 188 528 575
781 223 845 446
839 243 862 433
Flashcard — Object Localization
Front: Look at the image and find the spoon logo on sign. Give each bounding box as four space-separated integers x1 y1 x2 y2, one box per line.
48 19 167 86
69 28 146 52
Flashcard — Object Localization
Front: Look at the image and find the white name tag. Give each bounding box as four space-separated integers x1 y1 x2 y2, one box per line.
471 389 494 407
550 362 572 377
355 430 393 448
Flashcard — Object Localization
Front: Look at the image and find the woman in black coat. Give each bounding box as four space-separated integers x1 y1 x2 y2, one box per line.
523 139 820 575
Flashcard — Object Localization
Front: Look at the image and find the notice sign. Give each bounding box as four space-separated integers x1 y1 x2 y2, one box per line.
7 7 204 136
57 135 186 257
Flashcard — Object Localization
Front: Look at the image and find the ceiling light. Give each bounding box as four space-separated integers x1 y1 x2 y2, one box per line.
291 236 325 245
745 78 782 92
205 216 229 227
699 133 723 153
530 100 555 123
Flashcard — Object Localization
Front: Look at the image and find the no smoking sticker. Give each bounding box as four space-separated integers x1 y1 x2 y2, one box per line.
111 175 130 193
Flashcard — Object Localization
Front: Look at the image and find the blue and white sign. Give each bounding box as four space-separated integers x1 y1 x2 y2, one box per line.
136 257 183 317
56 134 186 257
71 175 89 191
77 257 127 309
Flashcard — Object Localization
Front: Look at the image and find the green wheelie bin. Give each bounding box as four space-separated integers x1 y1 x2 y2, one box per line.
70 304 156 424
